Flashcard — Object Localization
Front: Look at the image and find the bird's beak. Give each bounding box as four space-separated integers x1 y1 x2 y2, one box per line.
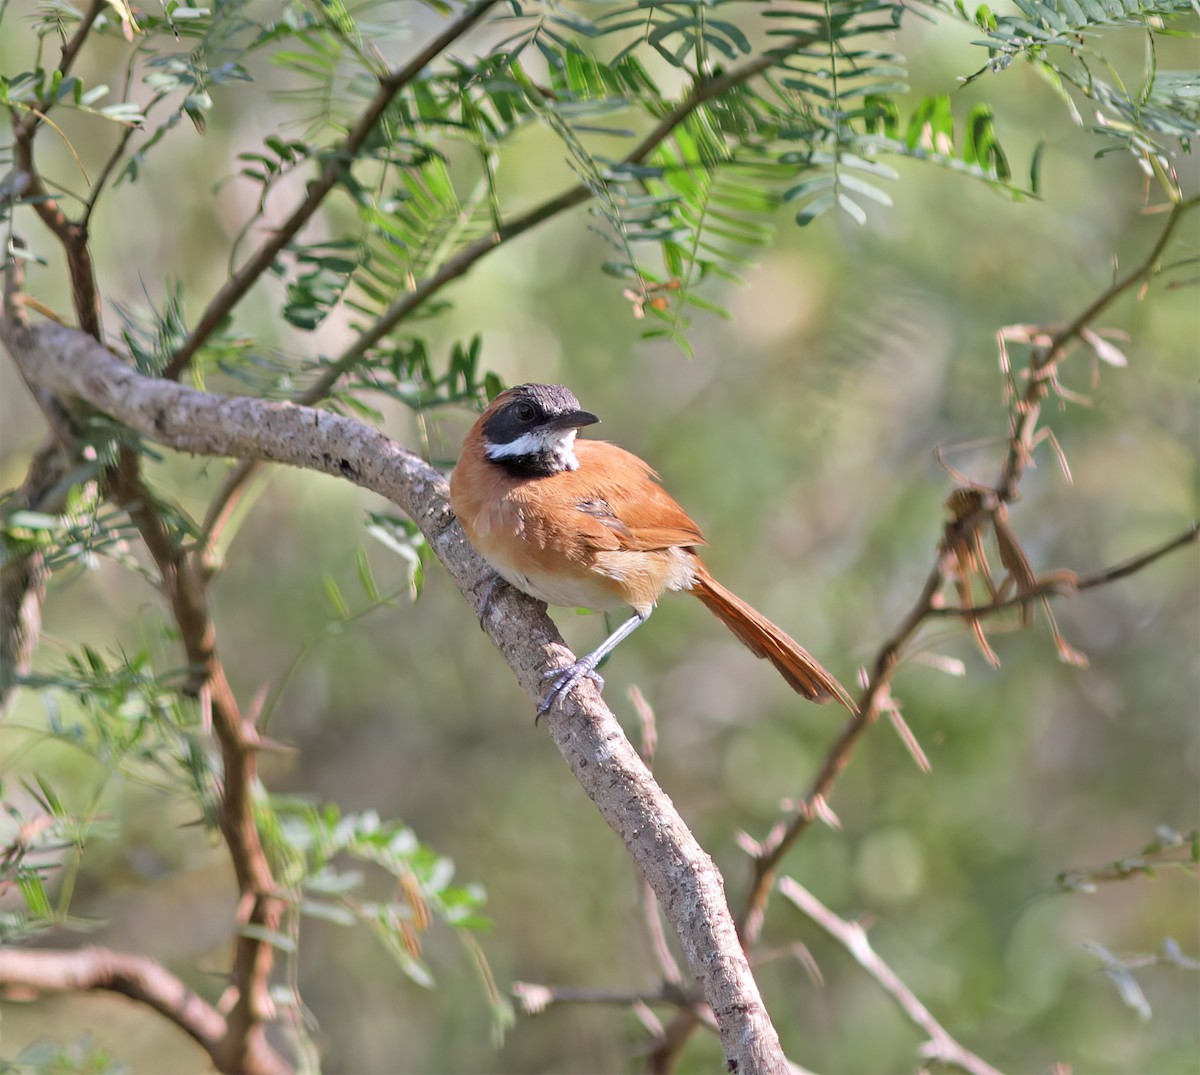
545 409 599 431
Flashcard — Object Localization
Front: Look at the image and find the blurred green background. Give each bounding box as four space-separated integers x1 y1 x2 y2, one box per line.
1 4 1197 1073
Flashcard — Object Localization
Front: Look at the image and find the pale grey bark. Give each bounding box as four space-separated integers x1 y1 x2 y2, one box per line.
1 318 787 1074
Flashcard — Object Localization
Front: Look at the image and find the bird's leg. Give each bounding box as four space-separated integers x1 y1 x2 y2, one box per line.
538 610 650 716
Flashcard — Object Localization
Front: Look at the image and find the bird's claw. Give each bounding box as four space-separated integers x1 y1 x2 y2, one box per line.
537 660 604 718
473 572 507 628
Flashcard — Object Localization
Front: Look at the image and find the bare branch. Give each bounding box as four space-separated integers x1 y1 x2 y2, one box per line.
998 196 1199 503
0 318 789 1075
734 198 1200 949
512 980 691 1015
738 560 945 945
929 523 1199 619
0 945 287 1075
162 0 503 380
779 878 1003 1075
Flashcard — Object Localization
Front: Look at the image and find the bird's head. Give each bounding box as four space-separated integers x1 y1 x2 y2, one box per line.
479 384 600 475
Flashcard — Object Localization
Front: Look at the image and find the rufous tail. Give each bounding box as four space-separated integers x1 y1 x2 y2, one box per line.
690 565 856 712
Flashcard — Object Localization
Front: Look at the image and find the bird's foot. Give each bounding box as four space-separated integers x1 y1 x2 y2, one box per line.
473 571 507 628
537 659 605 719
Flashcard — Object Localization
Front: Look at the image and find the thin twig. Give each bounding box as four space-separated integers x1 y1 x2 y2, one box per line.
998 196 1199 503
80 50 144 228
11 0 106 141
81 122 137 227
627 686 685 988
52 2 106 81
738 559 946 945
929 523 1198 618
1057 829 1198 891
512 980 690 1015
736 196 1200 947
200 458 260 548
162 0 502 380
778 877 1004 1075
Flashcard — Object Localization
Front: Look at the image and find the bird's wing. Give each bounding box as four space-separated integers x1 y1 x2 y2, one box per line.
564 441 706 552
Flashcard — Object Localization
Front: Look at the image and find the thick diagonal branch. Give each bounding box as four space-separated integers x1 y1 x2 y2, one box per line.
1 318 789 1075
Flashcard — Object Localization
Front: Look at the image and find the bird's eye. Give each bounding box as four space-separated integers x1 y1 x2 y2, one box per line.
513 401 537 422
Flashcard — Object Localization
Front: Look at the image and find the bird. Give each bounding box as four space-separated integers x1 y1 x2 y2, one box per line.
449 383 856 716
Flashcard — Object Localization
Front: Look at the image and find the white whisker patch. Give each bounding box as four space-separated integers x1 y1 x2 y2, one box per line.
485 428 580 471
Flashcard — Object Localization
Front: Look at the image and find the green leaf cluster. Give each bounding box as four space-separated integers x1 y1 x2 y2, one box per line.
950 0 1198 197
267 799 493 989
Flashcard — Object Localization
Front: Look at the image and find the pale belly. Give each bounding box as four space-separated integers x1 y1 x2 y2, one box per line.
490 560 629 611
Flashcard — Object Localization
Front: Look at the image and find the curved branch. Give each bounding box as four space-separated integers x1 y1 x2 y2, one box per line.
0 945 287 1075
198 33 820 546
0 319 789 1075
